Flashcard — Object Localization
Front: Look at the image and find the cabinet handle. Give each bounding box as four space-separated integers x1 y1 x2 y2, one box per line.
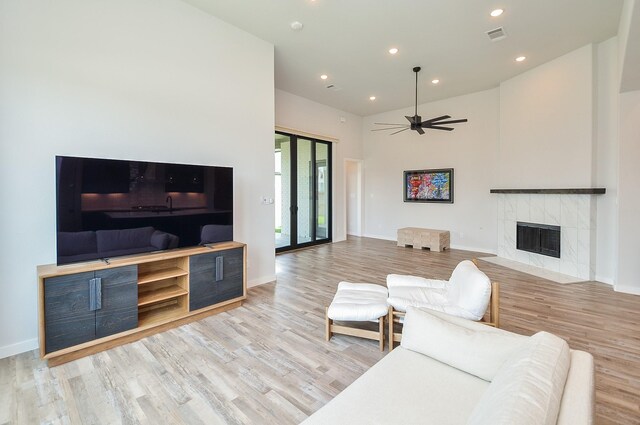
89 277 103 311
95 277 102 310
215 256 224 282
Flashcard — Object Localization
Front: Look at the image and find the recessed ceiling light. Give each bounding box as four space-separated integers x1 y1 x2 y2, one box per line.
432 79 440 84
388 47 399 55
290 21 304 31
490 9 504 17
515 56 526 62
320 74 328 80
369 96 376 101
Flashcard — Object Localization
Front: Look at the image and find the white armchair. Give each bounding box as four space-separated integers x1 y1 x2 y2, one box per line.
387 259 500 348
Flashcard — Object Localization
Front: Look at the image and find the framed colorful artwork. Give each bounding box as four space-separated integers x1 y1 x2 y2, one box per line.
403 168 454 203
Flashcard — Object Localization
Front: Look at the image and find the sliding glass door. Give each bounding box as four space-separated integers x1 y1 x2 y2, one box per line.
275 132 332 252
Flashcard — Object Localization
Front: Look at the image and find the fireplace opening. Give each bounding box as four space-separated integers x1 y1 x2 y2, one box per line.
516 222 561 258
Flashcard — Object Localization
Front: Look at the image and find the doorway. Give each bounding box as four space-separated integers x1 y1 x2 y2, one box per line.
275 132 332 252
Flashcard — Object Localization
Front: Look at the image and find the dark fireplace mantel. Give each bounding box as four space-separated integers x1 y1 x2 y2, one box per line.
490 188 605 195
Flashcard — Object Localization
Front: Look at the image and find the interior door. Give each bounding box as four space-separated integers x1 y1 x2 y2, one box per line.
275 132 332 252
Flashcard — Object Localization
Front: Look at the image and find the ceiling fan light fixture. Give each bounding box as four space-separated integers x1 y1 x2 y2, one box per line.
372 67 468 136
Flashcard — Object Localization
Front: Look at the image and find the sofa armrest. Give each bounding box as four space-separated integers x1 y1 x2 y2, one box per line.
557 350 595 425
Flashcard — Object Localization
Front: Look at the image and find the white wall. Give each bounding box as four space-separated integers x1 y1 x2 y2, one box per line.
345 160 362 236
362 89 500 253
498 45 595 188
274 90 364 242
0 0 275 358
616 89 640 294
595 38 620 284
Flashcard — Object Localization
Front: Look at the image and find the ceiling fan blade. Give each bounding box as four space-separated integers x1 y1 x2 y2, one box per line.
427 119 468 125
405 115 416 124
422 115 451 124
374 122 407 126
390 128 410 135
428 125 455 131
416 127 425 135
370 126 409 131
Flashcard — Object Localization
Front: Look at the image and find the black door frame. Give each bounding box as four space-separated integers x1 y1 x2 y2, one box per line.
276 131 333 253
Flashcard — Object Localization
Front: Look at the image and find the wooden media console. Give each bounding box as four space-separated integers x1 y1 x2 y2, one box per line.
37 242 246 366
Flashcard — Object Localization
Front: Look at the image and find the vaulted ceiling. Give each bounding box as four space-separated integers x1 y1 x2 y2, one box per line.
183 0 624 116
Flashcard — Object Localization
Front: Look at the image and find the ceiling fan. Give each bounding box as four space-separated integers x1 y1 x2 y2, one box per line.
373 66 468 135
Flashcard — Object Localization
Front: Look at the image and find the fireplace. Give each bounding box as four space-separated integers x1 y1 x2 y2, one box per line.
516 222 561 258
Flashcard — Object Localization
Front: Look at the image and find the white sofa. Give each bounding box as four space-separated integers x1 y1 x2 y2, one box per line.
302 307 594 425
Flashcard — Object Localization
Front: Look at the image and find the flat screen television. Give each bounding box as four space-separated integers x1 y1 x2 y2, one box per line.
56 156 233 265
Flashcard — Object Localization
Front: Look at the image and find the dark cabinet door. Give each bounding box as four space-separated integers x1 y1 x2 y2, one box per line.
45 265 139 353
189 252 218 311
189 248 244 311
95 265 138 338
214 248 243 303
44 271 96 354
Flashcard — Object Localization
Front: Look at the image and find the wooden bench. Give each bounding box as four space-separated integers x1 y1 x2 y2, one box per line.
397 227 450 252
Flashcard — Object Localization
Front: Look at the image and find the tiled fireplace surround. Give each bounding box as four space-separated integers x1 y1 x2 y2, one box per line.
496 193 597 280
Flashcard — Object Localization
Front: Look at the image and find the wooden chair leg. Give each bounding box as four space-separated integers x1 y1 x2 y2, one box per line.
388 306 394 351
378 315 384 351
325 307 332 341
490 281 500 328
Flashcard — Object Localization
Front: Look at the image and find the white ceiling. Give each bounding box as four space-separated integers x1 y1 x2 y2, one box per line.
182 0 623 116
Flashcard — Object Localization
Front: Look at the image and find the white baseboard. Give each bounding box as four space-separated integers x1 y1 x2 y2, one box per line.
449 244 497 255
595 275 614 286
362 234 496 255
0 338 38 360
614 284 640 295
362 233 396 241
248 275 276 288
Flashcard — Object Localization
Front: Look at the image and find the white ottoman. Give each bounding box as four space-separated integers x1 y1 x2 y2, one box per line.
326 282 389 351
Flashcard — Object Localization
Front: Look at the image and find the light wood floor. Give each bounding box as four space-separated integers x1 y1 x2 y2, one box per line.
1 237 639 424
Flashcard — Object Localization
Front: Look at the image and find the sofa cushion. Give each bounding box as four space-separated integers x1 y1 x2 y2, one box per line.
200 224 233 244
96 227 155 253
401 307 526 381
57 231 97 256
150 231 171 250
301 346 489 425
466 331 571 425
327 282 389 322
447 260 492 320
386 274 448 289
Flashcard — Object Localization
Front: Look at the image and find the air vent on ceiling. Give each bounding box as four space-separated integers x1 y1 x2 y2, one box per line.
326 84 342 91
486 27 507 42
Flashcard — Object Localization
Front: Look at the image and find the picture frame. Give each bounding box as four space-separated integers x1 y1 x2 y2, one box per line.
403 168 454 203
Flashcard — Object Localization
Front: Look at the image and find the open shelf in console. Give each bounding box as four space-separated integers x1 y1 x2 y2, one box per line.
138 267 188 285
138 285 188 307
138 299 186 327
137 257 189 326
